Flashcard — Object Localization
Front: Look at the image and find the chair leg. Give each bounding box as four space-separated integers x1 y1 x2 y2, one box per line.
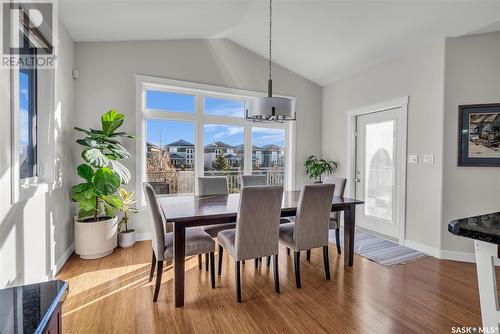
210 252 215 288
218 245 223 276
254 258 259 268
153 261 163 302
149 252 156 282
335 228 341 255
266 256 271 267
205 253 209 272
323 246 330 280
273 254 280 293
294 251 301 289
286 247 290 256
198 254 202 270
306 249 311 261
235 261 242 303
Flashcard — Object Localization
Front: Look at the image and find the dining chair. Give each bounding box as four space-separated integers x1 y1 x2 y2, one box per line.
143 182 216 302
198 176 236 271
241 175 266 187
322 176 347 255
279 183 335 288
241 175 289 267
217 185 284 302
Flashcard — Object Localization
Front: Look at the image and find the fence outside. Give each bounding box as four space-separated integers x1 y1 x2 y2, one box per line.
146 169 285 195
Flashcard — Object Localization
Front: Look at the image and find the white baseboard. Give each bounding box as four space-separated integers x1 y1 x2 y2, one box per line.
136 232 151 241
439 249 476 263
404 240 475 263
54 242 75 275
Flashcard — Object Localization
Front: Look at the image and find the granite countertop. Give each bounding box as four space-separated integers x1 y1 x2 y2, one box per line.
448 211 500 245
0 280 68 334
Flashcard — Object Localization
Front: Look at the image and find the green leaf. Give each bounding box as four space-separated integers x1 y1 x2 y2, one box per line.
72 182 91 194
72 187 95 202
103 202 116 217
74 127 91 135
77 164 94 182
102 194 122 209
93 167 120 196
78 196 97 211
78 208 97 219
109 132 135 139
106 142 130 159
82 148 109 168
101 109 124 136
109 160 131 184
76 138 102 148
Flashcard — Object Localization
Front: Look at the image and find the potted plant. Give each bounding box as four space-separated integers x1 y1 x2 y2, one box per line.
304 155 338 183
72 109 134 259
117 188 139 248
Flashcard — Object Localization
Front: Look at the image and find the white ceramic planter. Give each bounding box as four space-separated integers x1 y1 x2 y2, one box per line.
118 230 136 248
74 216 118 259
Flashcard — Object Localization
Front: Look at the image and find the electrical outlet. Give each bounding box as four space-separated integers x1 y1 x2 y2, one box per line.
423 154 434 164
408 154 418 164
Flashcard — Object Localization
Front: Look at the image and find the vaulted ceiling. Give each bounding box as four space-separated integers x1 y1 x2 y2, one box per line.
60 0 500 86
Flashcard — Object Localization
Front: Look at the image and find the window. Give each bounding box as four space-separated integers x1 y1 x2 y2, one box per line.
252 128 285 186
19 65 37 180
137 76 295 203
204 124 244 193
204 97 245 118
145 119 195 195
146 90 195 113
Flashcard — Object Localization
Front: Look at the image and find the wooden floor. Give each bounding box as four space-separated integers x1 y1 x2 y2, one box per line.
57 240 491 333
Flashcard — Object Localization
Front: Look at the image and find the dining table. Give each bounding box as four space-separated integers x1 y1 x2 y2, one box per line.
157 190 364 307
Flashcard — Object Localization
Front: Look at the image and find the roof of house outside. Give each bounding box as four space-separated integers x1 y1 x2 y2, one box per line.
166 139 194 147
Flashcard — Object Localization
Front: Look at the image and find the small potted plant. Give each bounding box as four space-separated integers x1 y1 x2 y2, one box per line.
304 155 338 183
117 188 139 248
72 109 134 259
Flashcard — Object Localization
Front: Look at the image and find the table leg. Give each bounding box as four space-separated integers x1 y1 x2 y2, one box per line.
344 205 355 266
474 240 500 332
174 223 186 307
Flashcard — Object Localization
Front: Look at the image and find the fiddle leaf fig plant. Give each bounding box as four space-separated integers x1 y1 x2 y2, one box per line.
304 155 338 183
72 110 135 221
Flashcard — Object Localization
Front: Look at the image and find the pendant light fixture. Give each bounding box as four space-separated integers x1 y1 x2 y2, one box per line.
246 0 296 122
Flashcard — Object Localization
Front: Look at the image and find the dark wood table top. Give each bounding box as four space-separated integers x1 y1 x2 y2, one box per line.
448 211 500 245
157 190 363 225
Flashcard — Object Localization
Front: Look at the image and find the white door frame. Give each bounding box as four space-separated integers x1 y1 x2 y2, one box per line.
346 96 408 244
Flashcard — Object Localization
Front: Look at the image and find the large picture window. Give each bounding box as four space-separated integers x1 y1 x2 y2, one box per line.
137 76 295 202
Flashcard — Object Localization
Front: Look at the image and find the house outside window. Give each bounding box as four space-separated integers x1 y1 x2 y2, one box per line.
137 76 295 203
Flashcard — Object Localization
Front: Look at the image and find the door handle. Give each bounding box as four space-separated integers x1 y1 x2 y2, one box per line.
354 178 361 183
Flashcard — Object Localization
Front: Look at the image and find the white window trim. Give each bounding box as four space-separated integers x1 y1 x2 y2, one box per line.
10 66 54 203
135 75 296 207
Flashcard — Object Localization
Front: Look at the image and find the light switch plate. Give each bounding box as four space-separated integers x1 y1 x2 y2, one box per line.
423 154 434 164
408 154 418 164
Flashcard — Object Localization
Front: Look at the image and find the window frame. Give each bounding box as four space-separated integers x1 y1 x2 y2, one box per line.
136 75 296 206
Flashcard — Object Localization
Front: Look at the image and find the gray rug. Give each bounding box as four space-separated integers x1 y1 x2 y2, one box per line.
329 228 427 268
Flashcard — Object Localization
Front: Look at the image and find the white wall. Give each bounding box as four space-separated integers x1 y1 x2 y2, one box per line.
0 23 75 288
322 39 446 250
441 32 500 253
73 39 322 237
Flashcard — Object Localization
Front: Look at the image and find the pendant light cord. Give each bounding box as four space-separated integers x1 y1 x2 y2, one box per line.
268 0 273 97
269 0 272 82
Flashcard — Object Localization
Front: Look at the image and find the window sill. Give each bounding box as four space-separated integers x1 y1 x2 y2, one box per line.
17 181 49 202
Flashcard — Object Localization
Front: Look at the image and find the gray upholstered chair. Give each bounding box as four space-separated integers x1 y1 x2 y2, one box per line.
143 182 216 302
217 185 284 302
241 174 289 267
279 183 335 288
241 175 266 187
198 176 236 270
323 176 347 255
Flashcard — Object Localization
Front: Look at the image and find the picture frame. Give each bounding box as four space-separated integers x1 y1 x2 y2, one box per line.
458 103 500 166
